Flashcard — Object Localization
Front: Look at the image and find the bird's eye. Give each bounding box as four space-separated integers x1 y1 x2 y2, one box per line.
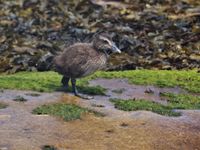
102 39 110 44
103 40 108 43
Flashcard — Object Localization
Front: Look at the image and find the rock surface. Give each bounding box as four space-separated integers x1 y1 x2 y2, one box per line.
0 0 200 73
0 79 200 150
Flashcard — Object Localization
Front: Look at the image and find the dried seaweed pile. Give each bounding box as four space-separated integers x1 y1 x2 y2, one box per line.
0 0 200 73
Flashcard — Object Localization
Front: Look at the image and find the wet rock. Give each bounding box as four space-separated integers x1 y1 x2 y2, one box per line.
105 129 115 134
36 52 54 71
25 93 40 97
0 44 9 54
0 57 12 72
0 36 6 43
91 104 105 108
13 96 27 102
107 52 137 71
145 88 154 94
41 145 57 150
189 54 200 61
0 0 200 73
120 122 129 128
112 88 125 94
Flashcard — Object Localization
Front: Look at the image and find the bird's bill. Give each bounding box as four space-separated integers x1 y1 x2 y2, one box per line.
111 43 121 53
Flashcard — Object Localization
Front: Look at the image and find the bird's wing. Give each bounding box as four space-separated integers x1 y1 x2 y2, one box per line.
59 44 93 77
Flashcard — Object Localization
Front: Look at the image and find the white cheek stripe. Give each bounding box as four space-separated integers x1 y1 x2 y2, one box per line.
99 36 112 46
106 39 112 46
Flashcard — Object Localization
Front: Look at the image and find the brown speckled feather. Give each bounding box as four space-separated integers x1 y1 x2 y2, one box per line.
54 43 107 78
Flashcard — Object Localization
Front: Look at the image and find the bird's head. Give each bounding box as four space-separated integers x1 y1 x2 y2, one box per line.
92 33 121 55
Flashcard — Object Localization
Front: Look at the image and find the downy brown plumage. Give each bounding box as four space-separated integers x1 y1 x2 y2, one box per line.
54 33 121 99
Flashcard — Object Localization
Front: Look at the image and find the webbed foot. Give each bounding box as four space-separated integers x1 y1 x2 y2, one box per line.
75 93 94 100
71 78 93 100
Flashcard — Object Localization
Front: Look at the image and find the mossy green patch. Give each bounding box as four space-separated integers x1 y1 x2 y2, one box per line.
33 103 88 121
78 85 106 95
110 93 200 116
0 71 106 95
110 98 181 117
160 93 200 109
93 70 200 93
0 70 199 93
33 103 104 121
0 71 61 92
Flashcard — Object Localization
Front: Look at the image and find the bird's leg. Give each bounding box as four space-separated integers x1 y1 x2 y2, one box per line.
61 76 70 89
71 78 93 100
71 78 78 96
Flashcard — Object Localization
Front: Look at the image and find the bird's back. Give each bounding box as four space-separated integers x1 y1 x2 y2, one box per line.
54 43 107 78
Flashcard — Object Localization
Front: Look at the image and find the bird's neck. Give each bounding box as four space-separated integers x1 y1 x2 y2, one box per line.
92 43 109 58
102 49 109 58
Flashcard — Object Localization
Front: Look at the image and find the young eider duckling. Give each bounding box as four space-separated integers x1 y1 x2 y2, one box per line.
54 33 121 99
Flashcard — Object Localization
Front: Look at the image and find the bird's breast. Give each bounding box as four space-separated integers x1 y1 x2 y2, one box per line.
80 53 107 77
93 53 107 67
